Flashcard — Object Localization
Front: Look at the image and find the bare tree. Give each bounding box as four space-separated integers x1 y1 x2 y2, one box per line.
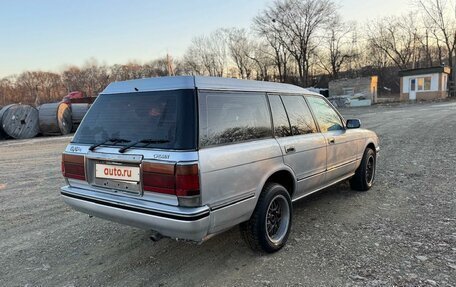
14 71 65 105
183 30 228 76
61 60 109 97
16 72 42 106
62 66 85 93
253 15 291 82
248 41 276 81
147 56 174 77
0 77 15 106
254 0 337 86
344 25 366 77
182 47 205 76
224 28 256 79
417 0 456 90
414 25 448 67
110 62 144 81
81 59 110 97
366 43 392 69
37 72 64 103
317 16 355 79
367 14 421 70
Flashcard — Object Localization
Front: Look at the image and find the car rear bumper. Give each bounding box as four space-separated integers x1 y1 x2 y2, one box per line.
61 185 211 241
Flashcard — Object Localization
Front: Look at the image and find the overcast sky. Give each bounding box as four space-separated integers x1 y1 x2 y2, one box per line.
0 0 411 77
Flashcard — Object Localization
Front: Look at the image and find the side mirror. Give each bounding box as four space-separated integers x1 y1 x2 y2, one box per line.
346 119 361 129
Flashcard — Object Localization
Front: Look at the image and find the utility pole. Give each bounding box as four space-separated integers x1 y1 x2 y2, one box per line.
452 54 456 97
167 54 174 76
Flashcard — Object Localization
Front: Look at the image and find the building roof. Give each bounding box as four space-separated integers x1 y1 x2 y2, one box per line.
398 66 451 77
101 76 319 95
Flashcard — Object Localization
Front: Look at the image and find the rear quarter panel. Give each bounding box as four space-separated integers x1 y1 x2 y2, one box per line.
198 139 283 206
198 139 285 232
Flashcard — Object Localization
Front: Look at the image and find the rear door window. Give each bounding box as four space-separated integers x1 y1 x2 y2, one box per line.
198 91 272 147
306 96 344 132
72 89 196 150
268 95 292 137
281 95 317 135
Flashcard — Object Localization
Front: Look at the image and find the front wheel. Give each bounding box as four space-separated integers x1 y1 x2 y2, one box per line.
350 147 376 191
240 183 292 253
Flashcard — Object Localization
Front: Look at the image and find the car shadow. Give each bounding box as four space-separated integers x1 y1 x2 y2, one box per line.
100 179 368 285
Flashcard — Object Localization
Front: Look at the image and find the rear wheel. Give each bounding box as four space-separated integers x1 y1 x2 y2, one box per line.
240 183 292 253
350 147 376 191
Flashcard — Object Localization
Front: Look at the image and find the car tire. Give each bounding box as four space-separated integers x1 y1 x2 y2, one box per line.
240 183 292 253
350 147 376 191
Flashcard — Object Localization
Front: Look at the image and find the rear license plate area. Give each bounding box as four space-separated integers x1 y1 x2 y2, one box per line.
92 161 141 195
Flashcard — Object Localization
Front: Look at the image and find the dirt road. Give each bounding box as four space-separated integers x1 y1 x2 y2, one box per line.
1 101 455 286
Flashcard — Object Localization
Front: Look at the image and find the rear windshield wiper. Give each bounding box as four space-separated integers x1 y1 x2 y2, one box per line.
118 139 170 153
89 138 131 151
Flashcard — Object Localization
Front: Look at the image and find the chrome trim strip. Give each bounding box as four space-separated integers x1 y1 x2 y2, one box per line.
86 152 143 163
296 170 325 182
326 159 358 172
201 155 282 174
292 173 355 202
210 193 256 211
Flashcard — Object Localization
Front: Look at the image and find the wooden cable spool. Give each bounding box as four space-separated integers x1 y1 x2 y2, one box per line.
38 102 73 136
0 104 40 139
70 103 90 132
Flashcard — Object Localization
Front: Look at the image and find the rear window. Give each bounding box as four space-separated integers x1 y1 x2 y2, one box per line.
198 91 272 147
72 89 196 150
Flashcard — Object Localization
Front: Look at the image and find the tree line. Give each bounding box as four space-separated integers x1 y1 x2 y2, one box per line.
1 0 455 106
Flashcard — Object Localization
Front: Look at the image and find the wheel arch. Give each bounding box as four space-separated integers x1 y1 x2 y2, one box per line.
366 141 376 154
259 167 297 199
363 136 379 156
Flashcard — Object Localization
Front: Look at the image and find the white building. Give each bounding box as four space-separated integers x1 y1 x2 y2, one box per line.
399 66 450 101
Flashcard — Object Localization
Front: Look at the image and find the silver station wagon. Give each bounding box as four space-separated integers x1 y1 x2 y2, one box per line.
61 76 379 253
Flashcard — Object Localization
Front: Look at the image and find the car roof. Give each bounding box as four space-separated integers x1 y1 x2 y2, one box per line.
101 76 321 96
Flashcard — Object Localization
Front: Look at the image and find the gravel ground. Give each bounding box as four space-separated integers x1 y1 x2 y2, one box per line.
0 100 455 287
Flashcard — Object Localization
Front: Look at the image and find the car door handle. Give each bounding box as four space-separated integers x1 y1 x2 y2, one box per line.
328 138 336 144
285 146 296 153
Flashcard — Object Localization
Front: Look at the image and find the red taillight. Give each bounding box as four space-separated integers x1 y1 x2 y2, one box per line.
62 154 85 180
142 162 200 206
142 162 175 195
176 164 200 196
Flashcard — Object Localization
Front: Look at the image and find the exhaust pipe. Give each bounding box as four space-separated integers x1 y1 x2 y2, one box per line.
149 230 164 242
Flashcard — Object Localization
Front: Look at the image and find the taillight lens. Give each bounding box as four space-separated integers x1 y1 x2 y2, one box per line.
142 162 201 207
62 154 86 180
176 164 200 196
142 162 175 195
176 164 201 207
